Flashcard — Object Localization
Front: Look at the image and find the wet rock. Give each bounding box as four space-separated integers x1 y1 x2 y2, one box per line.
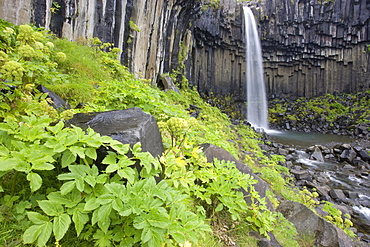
358 150 370 161
285 161 293 169
290 169 312 181
340 149 357 163
353 159 368 168
330 189 347 203
311 146 325 162
343 164 355 170
344 191 359 199
278 148 289 156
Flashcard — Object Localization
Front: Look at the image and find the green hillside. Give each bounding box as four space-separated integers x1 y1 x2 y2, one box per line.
0 21 354 247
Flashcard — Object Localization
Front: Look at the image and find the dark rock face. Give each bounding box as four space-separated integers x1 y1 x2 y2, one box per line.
257 0 370 98
67 107 164 158
190 3 246 102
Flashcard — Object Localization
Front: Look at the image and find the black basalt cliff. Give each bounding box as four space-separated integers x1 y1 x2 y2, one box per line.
0 0 369 100
258 0 370 98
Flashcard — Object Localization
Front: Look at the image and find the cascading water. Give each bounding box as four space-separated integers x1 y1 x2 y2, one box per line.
243 6 268 130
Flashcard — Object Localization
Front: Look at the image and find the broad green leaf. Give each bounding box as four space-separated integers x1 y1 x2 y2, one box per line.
0 157 17 171
147 209 170 229
101 152 117 165
53 213 71 240
141 227 152 243
27 212 49 224
110 143 130 155
105 182 125 198
75 177 85 192
0 145 9 156
27 172 42 192
32 162 55 171
69 165 90 176
85 135 103 148
69 146 86 159
58 172 79 181
61 150 76 167
147 228 166 247
47 190 82 208
92 204 112 233
93 229 113 247
96 194 115 205
45 138 66 153
84 197 100 211
63 133 79 146
96 174 108 184
60 181 76 195
38 200 64 216
85 175 96 188
132 143 142 153
47 121 64 134
215 203 224 212
170 227 187 244
117 167 136 184
133 215 149 229
106 163 119 173
118 208 132 217
23 222 52 246
85 147 97 160
72 206 89 236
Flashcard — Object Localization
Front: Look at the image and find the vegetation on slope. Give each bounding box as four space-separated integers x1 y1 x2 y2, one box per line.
0 20 356 246
269 91 370 133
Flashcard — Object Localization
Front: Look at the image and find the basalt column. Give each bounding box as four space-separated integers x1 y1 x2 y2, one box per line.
190 2 246 102
256 0 370 98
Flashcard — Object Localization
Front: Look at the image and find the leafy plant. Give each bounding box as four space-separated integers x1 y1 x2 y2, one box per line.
321 201 355 237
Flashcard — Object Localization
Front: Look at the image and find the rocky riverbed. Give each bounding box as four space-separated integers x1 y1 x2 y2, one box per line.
260 131 370 243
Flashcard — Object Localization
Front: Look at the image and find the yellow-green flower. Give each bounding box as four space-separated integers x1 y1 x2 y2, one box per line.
0 60 25 82
17 44 36 58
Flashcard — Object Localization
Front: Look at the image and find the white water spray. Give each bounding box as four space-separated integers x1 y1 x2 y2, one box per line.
243 6 268 130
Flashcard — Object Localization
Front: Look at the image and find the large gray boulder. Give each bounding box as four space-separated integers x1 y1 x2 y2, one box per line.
67 107 164 158
277 200 355 247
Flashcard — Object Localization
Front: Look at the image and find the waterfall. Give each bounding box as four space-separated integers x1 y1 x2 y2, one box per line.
243 6 268 130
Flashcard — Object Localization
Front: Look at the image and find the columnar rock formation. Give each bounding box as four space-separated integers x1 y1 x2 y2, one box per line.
0 0 369 99
257 0 370 98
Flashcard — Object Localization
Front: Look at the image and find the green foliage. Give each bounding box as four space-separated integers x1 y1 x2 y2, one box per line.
129 21 141 32
0 22 328 246
0 113 211 246
202 0 221 11
50 2 61 14
321 202 355 237
269 92 370 128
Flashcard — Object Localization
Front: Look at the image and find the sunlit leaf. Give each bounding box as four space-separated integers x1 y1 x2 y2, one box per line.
53 213 71 240
27 172 42 192
38 200 64 216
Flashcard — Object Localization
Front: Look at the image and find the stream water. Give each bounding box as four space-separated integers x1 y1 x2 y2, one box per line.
267 130 370 239
242 4 369 241
266 130 355 148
